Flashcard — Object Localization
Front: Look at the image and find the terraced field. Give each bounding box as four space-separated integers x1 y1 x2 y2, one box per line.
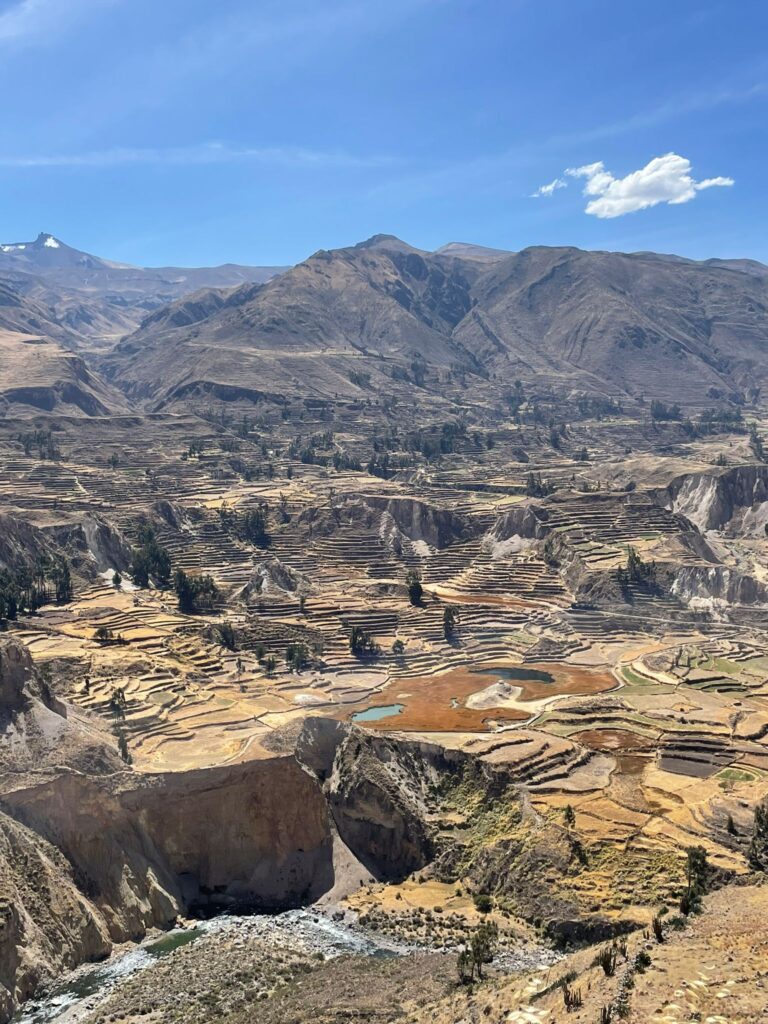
3 394 765 881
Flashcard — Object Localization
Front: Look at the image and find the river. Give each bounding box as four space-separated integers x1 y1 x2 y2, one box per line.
13 909 406 1024
15 907 560 1023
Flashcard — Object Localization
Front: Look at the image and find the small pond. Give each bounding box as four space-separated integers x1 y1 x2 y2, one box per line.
470 666 555 685
351 703 405 723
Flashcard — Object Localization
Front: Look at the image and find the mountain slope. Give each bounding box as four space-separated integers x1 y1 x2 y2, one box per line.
455 246 768 403
0 330 129 416
104 237 768 411
104 235 486 406
0 233 287 350
0 280 81 349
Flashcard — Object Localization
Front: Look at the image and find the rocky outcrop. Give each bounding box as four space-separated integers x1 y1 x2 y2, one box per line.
239 556 312 599
364 496 476 550
0 755 335 1019
0 809 112 1018
0 510 131 582
671 564 768 616
0 641 337 1021
661 464 768 534
325 733 435 879
483 502 548 557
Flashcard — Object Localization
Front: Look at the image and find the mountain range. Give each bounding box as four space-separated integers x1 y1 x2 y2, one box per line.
1 231 767 416
0 232 286 351
105 234 768 412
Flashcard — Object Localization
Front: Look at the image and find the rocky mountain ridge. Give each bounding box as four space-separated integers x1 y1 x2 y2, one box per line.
104 235 768 411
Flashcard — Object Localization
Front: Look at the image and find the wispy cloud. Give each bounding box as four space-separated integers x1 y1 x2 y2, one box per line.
0 141 396 170
530 177 567 198
369 75 763 204
565 153 734 218
0 0 116 45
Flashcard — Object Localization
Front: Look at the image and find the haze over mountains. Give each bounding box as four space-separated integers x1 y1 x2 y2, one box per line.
0 232 286 351
1 230 767 416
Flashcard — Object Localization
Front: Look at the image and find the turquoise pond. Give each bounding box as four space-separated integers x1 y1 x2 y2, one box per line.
351 703 405 722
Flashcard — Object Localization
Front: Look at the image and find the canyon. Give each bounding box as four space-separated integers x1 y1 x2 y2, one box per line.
0 233 767 1023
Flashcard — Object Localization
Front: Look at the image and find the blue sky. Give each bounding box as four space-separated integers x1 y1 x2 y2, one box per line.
0 0 765 267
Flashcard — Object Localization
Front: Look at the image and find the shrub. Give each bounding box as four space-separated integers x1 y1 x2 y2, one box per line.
473 893 493 914
596 946 617 976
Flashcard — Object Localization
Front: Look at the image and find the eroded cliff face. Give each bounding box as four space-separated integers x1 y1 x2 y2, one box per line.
671 564 768 617
0 640 336 1021
662 464 768 534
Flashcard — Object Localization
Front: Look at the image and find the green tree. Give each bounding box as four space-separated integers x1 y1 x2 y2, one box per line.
406 570 423 606
469 920 498 980
174 569 196 613
680 845 709 915
286 642 311 671
50 557 73 603
443 606 458 640
114 726 132 765
350 625 379 658
174 571 219 613
217 621 237 651
130 520 172 588
749 800 768 871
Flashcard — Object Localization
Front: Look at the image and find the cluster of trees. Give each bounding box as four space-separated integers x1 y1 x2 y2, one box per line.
617 546 658 598
409 420 467 461
411 356 428 387
678 407 745 441
286 641 317 671
130 520 172 589
574 396 622 419
679 845 709 916
749 423 765 462
220 503 271 547
109 687 127 721
348 370 371 389
406 570 423 606
216 621 238 651
0 556 73 619
388 357 429 386
366 452 396 478
502 380 525 416
174 569 219 613
350 625 380 658
93 625 125 644
548 422 568 450
185 439 205 458
650 400 682 422
525 472 554 497
19 428 60 460
331 450 362 471
749 799 768 871
443 606 458 639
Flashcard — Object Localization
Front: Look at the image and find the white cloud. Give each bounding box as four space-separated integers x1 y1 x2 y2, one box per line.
530 177 567 198
565 153 734 218
0 0 117 45
0 141 395 170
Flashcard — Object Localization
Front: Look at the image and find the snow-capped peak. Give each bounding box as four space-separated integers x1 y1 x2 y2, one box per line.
43 235 60 248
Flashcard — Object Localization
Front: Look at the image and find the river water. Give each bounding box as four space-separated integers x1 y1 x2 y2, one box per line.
16 907 560 1023
13 910 405 1024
